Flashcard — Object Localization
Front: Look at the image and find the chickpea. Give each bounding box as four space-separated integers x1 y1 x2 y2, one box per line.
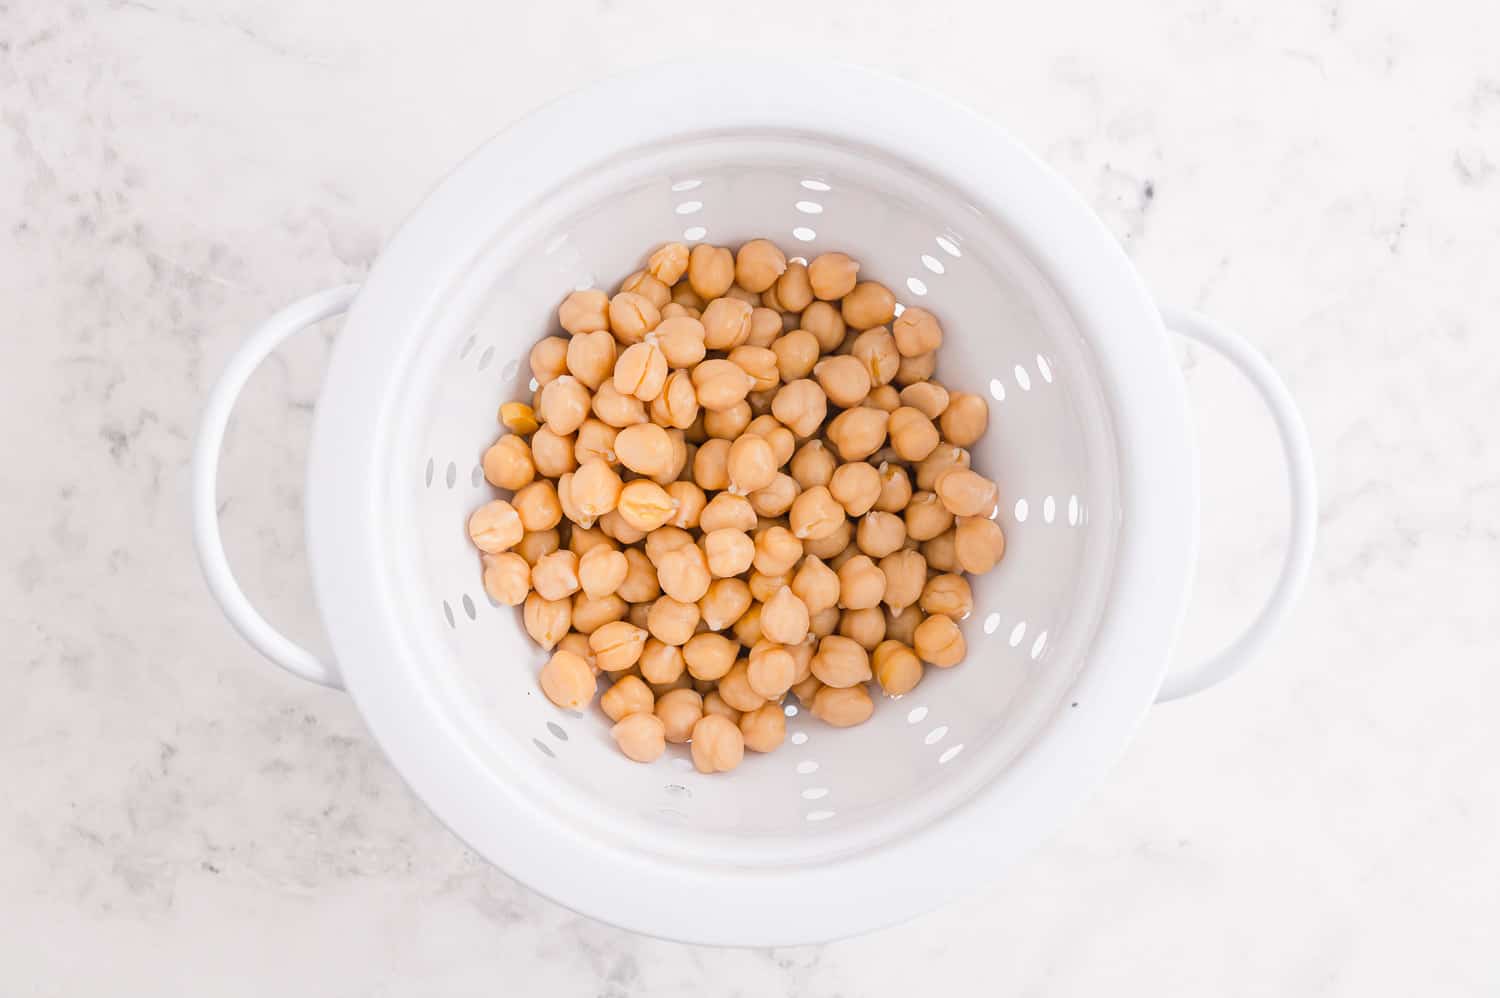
480 552 530 605
692 438 731 492
916 443 970 491
570 546 624 601
645 370 698 431
646 596 700 646
728 345 780 391
934 466 1000 517
904 491 954 541
738 703 786 753
732 601 764 646
614 480 675 532
701 297 753 351
646 319 703 374
571 592 628 634
717 661 767 713
690 713 744 773
790 555 839 614
823 406 887 462
807 359 867 415
811 684 874 727
761 280 784 312
640 241 689 284
877 548 924 614
887 406 940 463
934 391 987 447
770 379 828 439
749 388 779 418
691 494 751 537
807 252 860 300
563 329 615 391
618 547 661 603
683 631 739 681
749 525 801 577
553 631 595 672
872 639 923 697
610 422 670 478
749 473 799 517
600 674 654 722
524 592 573 649
481 435 534 491
803 518 854 561
530 424 578 478
564 525 608 558
539 649 596 709
922 528 959 573
589 620 648 673
637 638 684 686
864 384 901 412
914 613 965 667
598 508 646 545
841 282 896 330
955 516 1006 574
873 462 913 514
654 687 703 743
733 238 788 293
900 381 950 421
510 480 560 532
656 674 696 697
703 528 755 578
660 302 693 320
884 604 923 647
773 260 814 312
688 244 735 300
671 281 705 309
614 339 668 401
789 485 846 541
744 643 794 700
655 542 712 603
692 358 755 412
894 350 937 387
851 327 900 387
801 301 847 353
892 305 943 357
837 555 887 610
826 462 880 518
789 439 837 489
468 499 524 553
591 381 647 428
747 569 791 604
537 375 590 436
610 712 666 763
771 329 820 383
704 399 752 440
838 606 887 651
856 510 907 558
825 545 858 572
628 601 652 630
724 285 761 306
664 481 706 529
530 335 570 385
811 634 872 688
725 435 775 495
747 307 783 348
570 459 622 523
699 577 752 631
556 289 610 335
573 419 618 467
529 549 579 601
809 604 841 639
754 585 809 645
620 269 671 310
608 291 661 344
790 673 822 703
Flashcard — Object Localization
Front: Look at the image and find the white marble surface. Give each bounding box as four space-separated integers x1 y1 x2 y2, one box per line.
3 0 1497 993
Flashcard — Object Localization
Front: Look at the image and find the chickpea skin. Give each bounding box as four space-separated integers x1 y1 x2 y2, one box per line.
811 634 872 688
807 252 860 300
468 499 524 553
539 649 596 709
601 674 654 722
481 552 530 605
690 714 744 774
914 613 966 667
482 435 535 490
611 713 666 763
760 586 811 645
655 688 703 743
688 244 735 300
811 685 874 727
873 640 923 696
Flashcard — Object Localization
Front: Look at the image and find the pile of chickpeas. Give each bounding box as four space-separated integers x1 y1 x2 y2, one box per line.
467 238 1004 774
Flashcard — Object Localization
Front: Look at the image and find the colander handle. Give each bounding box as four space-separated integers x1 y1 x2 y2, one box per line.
191 285 360 690
1155 307 1317 702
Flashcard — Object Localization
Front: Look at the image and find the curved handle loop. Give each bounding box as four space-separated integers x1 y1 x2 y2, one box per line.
1155 307 1317 702
192 285 360 689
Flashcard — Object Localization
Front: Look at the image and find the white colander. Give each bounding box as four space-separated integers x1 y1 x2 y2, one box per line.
192 63 1316 945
